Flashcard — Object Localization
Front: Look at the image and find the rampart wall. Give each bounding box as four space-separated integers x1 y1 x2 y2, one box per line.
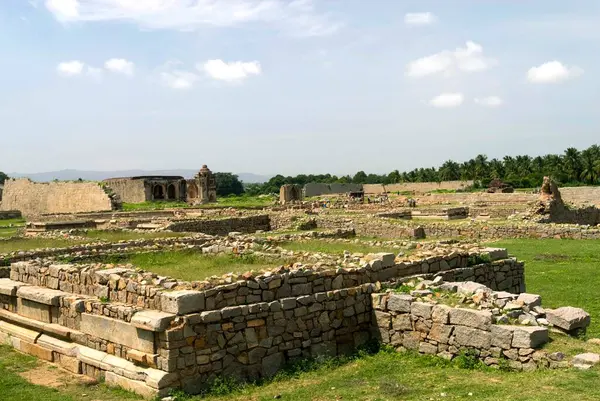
102 179 147 204
0 179 116 217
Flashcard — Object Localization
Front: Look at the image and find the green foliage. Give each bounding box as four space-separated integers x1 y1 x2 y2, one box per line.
467 253 492 266
0 171 8 185
214 172 244 196
454 349 486 370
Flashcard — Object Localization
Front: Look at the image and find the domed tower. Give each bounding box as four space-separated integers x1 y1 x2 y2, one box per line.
195 165 217 203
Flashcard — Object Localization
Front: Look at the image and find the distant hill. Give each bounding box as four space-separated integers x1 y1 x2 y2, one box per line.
7 169 271 184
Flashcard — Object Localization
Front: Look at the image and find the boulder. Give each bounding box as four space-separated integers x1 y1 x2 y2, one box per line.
572 353 600 370
546 307 590 332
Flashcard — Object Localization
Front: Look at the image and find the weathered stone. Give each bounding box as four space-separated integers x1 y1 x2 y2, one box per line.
387 294 412 313
546 307 590 331
0 278 26 296
80 313 155 353
16 286 64 306
262 352 284 377
516 293 542 308
572 353 600 370
431 304 451 324
510 326 549 349
392 314 412 331
160 290 204 315
131 310 176 332
449 308 492 330
411 302 432 319
453 326 491 349
490 325 513 350
428 324 453 344
419 341 438 355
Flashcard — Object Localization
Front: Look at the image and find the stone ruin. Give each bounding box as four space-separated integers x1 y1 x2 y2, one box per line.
487 178 514 193
279 184 303 205
527 177 600 225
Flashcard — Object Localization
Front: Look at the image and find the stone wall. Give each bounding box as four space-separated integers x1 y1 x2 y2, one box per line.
560 187 600 207
0 179 117 217
0 210 22 220
372 292 549 370
303 183 362 197
102 179 147 203
364 181 474 194
167 215 271 235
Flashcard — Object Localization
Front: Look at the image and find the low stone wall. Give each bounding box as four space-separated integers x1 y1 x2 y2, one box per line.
372 292 549 370
167 215 271 235
318 215 600 240
0 210 22 220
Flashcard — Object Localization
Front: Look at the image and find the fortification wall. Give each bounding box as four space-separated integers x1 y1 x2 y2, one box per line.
560 187 600 207
167 215 271 235
303 183 362 197
364 181 474 194
102 179 147 204
0 179 115 217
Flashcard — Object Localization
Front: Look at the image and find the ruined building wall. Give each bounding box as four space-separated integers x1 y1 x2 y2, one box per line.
102 179 147 204
0 179 116 217
364 181 474 194
303 183 363 197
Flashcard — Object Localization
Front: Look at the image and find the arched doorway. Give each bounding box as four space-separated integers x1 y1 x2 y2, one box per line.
153 185 165 200
167 184 177 200
187 182 198 200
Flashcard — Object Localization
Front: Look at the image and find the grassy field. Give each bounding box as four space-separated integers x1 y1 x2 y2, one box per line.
122 195 275 211
495 239 600 338
82 230 187 242
0 218 25 238
103 250 283 281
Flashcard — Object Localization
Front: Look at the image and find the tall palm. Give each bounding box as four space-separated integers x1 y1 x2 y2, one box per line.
564 148 582 182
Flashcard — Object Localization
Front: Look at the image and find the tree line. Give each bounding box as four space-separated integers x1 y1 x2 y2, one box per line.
243 144 600 195
3 145 600 197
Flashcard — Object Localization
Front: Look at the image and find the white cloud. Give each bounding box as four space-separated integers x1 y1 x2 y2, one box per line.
475 96 503 107
104 58 135 76
160 70 199 90
56 60 84 76
44 0 341 37
201 59 261 82
527 61 583 84
404 12 437 26
429 93 464 108
406 41 495 78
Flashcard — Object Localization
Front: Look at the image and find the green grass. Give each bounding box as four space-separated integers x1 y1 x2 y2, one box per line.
103 250 283 281
279 239 400 255
0 345 140 401
211 195 275 208
0 237 82 253
122 195 275 211
495 239 600 338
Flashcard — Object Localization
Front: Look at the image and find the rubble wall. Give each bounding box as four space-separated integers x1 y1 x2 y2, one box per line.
0 179 116 217
102 178 147 204
167 215 271 235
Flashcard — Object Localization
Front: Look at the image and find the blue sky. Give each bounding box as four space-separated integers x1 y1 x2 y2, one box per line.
1 0 598 175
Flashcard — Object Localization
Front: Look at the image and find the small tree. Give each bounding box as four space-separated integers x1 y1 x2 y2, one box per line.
0 171 7 185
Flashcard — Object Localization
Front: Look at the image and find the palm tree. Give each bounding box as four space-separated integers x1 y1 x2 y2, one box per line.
580 148 599 184
439 160 461 181
563 148 582 182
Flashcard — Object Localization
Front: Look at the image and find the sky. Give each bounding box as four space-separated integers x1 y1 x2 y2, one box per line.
1 0 599 176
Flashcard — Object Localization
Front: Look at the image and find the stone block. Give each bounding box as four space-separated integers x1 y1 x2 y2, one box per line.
0 278 26 296
16 286 64 306
387 294 412 313
131 310 176 332
20 341 54 361
419 342 438 355
516 293 542 308
36 334 78 356
510 326 549 349
373 311 391 330
105 371 161 399
453 326 491 349
0 320 40 343
80 313 155 353
572 353 600 370
392 314 412 331
262 352 284 377
449 308 492 330
428 324 453 344
160 290 204 315
55 353 81 373
490 325 513 350
411 302 432 319
17 298 51 323
546 307 590 331
432 304 451 324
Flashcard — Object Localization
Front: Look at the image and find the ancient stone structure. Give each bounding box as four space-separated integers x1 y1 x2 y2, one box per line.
279 184 303 205
167 215 271 235
303 183 362 197
0 210 21 220
188 165 217 204
103 176 187 203
527 177 600 225
0 179 120 217
0 182 3 202
0 246 526 397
